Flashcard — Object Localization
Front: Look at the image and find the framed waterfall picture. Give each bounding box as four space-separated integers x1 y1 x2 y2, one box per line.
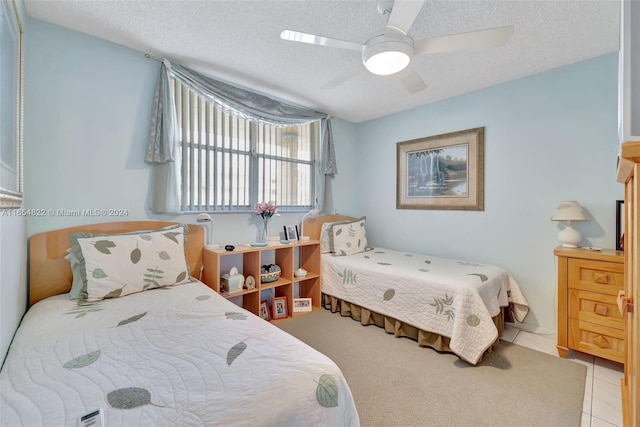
396 127 484 211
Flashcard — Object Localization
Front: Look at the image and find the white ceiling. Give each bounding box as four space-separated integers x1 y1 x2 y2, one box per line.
24 0 620 123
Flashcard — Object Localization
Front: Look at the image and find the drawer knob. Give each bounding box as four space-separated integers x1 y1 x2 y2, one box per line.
593 273 609 284
592 335 611 349
593 303 608 316
617 291 634 316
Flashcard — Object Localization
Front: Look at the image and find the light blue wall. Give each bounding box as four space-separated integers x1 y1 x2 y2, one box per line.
24 19 319 246
22 17 621 335
334 53 622 332
24 18 159 233
1 0 28 364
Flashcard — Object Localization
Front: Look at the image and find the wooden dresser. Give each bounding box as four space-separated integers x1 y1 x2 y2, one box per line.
617 141 640 426
555 247 625 363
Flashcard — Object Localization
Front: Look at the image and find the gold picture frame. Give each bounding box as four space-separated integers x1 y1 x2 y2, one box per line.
0 0 23 208
396 127 484 211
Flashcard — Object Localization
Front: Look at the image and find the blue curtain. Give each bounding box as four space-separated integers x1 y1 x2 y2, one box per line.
145 60 336 214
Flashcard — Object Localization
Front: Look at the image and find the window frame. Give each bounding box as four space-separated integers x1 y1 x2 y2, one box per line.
173 79 318 213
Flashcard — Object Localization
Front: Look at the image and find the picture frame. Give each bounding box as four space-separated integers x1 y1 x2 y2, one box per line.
272 296 288 319
0 0 24 208
292 297 312 313
259 300 272 321
396 127 484 211
616 199 624 251
284 225 300 241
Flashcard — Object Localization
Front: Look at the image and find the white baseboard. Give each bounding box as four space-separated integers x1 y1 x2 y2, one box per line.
505 321 556 336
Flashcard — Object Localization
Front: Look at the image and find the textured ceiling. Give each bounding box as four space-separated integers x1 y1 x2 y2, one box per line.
24 0 620 123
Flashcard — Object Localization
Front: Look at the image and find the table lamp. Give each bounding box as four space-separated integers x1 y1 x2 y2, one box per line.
196 213 216 248
299 208 320 241
550 201 589 248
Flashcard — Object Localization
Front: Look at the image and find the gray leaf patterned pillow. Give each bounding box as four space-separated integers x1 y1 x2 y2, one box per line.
329 217 368 256
73 224 191 302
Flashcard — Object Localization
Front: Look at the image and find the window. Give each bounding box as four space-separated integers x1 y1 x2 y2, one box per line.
172 79 317 212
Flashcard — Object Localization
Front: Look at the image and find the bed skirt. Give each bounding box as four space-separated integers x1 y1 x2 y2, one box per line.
322 293 504 357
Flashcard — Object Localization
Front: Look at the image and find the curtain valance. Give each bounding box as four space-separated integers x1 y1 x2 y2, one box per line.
169 62 327 126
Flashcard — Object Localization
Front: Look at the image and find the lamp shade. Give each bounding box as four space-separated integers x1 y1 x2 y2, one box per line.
550 201 589 248
550 201 589 222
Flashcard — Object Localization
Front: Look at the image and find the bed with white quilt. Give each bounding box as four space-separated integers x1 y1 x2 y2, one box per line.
0 221 359 427
304 215 529 365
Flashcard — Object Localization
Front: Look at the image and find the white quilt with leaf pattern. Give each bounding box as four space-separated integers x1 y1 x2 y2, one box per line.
322 248 529 365
0 281 360 426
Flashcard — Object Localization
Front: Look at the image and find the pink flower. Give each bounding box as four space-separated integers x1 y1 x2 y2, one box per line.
253 202 279 219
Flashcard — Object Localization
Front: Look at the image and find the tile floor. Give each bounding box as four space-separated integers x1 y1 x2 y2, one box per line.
501 325 624 427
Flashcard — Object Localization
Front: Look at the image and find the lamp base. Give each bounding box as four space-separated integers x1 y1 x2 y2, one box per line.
558 224 583 248
560 243 579 249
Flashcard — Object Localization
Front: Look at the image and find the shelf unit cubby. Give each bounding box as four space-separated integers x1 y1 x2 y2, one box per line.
202 240 321 320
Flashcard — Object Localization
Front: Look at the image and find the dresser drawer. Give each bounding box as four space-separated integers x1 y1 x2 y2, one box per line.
567 259 624 295
568 319 625 363
568 289 624 329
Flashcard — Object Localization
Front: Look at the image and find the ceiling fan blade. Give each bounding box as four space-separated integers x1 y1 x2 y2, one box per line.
414 25 514 55
321 66 362 90
385 0 426 35
281 30 363 51
399 66 427 94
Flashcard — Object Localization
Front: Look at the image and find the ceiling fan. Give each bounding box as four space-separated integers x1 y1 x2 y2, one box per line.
280 0 514 94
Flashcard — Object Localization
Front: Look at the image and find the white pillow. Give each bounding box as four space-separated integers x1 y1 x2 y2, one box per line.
329 217 369 256
320 222 340 253
319 220 355 253
74 224 191 302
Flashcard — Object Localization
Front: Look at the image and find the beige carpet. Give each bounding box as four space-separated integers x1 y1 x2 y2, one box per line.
277 309 587 427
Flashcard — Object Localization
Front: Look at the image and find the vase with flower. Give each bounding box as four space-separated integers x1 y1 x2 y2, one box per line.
253 202 279 243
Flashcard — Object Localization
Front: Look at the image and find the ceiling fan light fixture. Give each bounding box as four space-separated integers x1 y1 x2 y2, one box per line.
363 38 413 75
365 50 410 75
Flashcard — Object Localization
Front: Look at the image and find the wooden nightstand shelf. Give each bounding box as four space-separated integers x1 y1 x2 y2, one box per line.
554 246 625 364
202 240 321 320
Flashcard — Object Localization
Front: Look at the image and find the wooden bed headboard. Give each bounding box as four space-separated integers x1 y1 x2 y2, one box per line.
302 215 357 240
28 221 204 307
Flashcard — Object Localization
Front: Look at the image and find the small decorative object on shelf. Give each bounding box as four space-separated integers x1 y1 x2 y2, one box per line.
245 275 256 290
221 266 244 293
224 245 235 251
253 202 279 243
272 296 288 319
259 300 272 321
283 225 300 241
260 264 281 283
294 268 307 278
293 297 312 313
